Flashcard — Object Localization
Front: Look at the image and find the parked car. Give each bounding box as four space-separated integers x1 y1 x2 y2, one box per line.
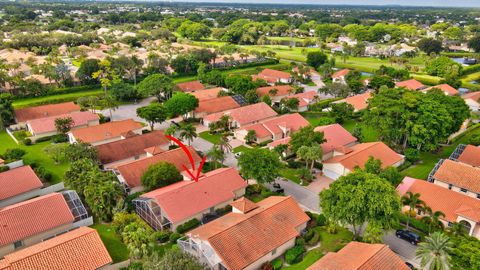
272 182 284 193
405 262 414 269
234 152 242 158
396 230 420 245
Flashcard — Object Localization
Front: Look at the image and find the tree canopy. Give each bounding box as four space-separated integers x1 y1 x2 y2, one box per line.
141 162 183 191
238 148 282 184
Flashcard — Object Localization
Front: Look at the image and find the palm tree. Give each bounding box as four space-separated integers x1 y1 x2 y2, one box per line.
179 124 197 146
421 206 446 233
207 145 225 169
218 133 232 153
447 222 468 236
416 232 452 270
401 192 424 230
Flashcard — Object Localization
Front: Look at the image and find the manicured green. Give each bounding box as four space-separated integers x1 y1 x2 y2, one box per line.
233 145 251 153
0 132 69 183
279 168 307 186
342 119 379 142
12 89 103 109
401 124 480 179
284 227 353 270
91 223 129 263
199 131 222 144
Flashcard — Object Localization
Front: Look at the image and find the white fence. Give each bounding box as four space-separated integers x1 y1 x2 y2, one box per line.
5 127 19 144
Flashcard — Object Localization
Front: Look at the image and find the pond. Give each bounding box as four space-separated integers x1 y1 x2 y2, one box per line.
450 57 477 66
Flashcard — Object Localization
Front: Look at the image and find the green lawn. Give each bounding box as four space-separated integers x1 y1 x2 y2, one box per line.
91 224 129 263
233 145 251 153
342 119 379 142
0 132 69 184
12 89 103 109
401 124 480 179
284 227 353 270
199 131 222 144
279 167 308 186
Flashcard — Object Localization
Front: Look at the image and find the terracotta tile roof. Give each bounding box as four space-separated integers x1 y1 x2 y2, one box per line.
338 92 372 111
432 159 480 193
0 193 74 246
239 113 310 139
175 80 205 92
332 69 350 79
286 91 318 107
230 197 258 213
69 119 143 144
457 145 480 167
307 241 409 270
395 79 425 90
267 137 291 148
95 131 170 164
256 85 294 97
324 142 403 171
117 147 202 188
203 102 278 126
258 69 291 80
188 196 310 270
195 96 240 114
462 91 480 102
14 102 80 123
142 168 247 223
0 166 43 201
27 111 98 135
424 84 459 96
191 87 225 101
314 124 358 154
397 177 480 223
0 227 112 270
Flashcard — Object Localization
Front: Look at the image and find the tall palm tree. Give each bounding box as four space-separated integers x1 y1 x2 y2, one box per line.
179 124 197 146
207 145 225 169
401 192 424 230
416 232 452 270
218 133 232 153
421 206 446 233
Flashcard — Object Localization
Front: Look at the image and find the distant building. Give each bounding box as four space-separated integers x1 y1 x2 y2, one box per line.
68 119 143 146
14 102 81 125
203 102 278 129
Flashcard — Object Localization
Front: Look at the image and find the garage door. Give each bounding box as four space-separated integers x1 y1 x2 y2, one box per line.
323 169 341 180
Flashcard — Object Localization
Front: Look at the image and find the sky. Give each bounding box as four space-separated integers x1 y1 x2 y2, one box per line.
166 0 480 8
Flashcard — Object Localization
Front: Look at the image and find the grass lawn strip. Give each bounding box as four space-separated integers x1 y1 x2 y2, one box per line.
91 224 129 263
199 131 222 144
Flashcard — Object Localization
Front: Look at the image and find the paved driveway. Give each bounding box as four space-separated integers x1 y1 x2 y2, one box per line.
267 179 320 213
383 231 420 268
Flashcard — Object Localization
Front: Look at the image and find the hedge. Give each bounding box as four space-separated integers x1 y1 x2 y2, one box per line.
12 84 100 100
308 98 342 111
271 258 283 270
462 64 480 76
176 218 201 234
169 232 182 244
285 245 306 264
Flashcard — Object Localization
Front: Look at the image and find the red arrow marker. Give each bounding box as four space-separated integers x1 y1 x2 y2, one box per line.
166 135 206 182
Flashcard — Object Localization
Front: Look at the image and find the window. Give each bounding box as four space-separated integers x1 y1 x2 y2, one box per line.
14 241 23 249
448 184 453 190
461 188 468 193
272 248 277 255
477 194 480 199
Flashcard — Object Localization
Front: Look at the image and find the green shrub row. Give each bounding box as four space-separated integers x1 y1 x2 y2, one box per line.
12 84 100 100
285 244 306 264
462 64 480 76
176 218 201 234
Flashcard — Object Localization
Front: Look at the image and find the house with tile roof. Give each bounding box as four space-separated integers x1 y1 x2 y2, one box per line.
191 87 227 101
314 124 358 160
13 102 81 125
332 92 372 112
134 168 247 231
454 144 480 167
332 69 350 84
252 69 292 84
462 91 480 112
203 102 278 128
395 79 426 91
193 96 241 119
256 85 294 102
68 119 143 146
398 177 480 239
0 192 89 257
284 91 318 112
179 196 309 270
322 142 404 180
0 166 45 208
115 147 202 193
0 227 112 270
234 113 309 144
175 80 205 92
429 158 480 199
26 111 99 141
307 241 410 270
95 130 170 169
422 84 459 96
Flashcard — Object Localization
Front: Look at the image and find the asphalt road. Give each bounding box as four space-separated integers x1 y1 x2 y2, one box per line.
266 179 320 213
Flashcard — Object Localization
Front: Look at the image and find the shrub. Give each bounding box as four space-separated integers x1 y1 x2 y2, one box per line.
404 148 420 163
317 214 327 226
285 245 305 264
308 232 320 245
287 160 304 169
112 212 142 234
295 237 305 246
22 138 32 145
304 230 315 242
271 258 283 270
52 134 68 143
261 261 273 270
0 166 9 173
469 134 480 146
34 166 52 181
176 219 201 234
1 148 26 163
153 231 172 243
169 232 182 244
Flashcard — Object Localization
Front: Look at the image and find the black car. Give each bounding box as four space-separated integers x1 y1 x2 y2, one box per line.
396 230 420 245
405 262 414 269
